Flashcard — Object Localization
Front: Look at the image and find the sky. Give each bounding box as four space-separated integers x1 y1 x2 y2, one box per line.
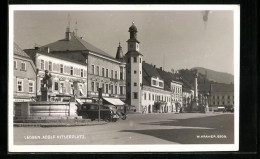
13 10 234 75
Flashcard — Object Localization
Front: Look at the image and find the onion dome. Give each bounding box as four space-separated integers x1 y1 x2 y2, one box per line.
129 22 138 32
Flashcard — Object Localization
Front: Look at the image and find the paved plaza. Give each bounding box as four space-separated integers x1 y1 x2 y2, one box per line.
13 113 234 145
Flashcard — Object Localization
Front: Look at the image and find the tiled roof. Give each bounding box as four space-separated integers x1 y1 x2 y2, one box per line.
42 33 114 59
142 62 162 80
14 43 30 59
198 83 211 93
211 83 234 92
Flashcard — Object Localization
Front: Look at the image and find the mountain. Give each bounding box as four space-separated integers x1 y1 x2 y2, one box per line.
191 67 234 84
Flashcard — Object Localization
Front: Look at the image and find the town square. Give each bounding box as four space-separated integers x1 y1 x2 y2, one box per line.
9 6 238 152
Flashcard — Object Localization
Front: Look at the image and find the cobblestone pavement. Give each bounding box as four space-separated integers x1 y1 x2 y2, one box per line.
13 113 234 145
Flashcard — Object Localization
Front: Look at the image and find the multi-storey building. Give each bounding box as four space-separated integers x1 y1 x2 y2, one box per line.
13 43 37 102
26 24 126 102
156 68 183 111
125 22 175 113
209 83 234 107
24 49 88 100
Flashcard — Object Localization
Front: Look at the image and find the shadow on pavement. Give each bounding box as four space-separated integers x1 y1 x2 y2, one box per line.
120 114 234 144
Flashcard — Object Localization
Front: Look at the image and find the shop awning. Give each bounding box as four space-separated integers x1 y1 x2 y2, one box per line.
103 97 125 106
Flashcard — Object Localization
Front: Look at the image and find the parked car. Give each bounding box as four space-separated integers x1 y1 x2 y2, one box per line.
76 103 119 122
104 104 127 121
223 105 234 113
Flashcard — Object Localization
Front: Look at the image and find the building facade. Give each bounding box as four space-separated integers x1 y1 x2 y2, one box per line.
125 23 175 113
26 24 126 102
24 49 88 100
209 83 234 107
13 43 37 102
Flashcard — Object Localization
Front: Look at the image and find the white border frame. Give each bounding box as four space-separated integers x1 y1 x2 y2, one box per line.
8 5 240 152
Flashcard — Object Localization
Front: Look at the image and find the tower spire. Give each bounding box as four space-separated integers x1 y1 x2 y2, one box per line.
75 19 78 36
67 13 71 29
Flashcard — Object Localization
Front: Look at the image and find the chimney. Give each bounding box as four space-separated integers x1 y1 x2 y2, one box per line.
154 65 156 68
65 27 71 40
160 67 163 70
34 47 39 51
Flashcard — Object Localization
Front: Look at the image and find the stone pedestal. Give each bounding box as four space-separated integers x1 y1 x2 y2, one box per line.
41 87 51 101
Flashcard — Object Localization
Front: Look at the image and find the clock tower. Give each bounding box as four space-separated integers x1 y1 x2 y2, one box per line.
125 22 143 112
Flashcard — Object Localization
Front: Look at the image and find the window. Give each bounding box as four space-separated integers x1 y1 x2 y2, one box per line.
159 82 163 87
217 96 219 99
144 93 146 100
81 69 84 77
120 67 123 80
222 101 224 105
111 85 114 94
133 92 138 99
17 79 23 92
21 62 26 71
149 94 151 100
91 82 95 92
90 65 95 75
111 70 113 79
222 96 224 99
134 82 137 86
60 64 63 73
115 86 118 94
49 61 52 71
152 80 156 85
29 81 34 93
106 84 109 93
152 94 154 101
70 83 74 94
120 86 123 95
106 69 109 78
14 61 17 69
96 66 99 75
134 57 137 63
140 58 142 63
102 68 105 77
54 82 59 91
115 71 118 79
134 70 137 74
60 82 65 93
140 71 141 74
228 96 230 99
102 84 105 93
40 60 44 70
96 82 99 91
70 67 74 75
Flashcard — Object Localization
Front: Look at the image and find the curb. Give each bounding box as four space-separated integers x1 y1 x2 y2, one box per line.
14 121 108 127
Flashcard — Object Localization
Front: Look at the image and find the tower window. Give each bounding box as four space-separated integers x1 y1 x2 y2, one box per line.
60 64 63 73
133 92 138 99
140 58 141 63
134 82 137 86
134 57 137 63
70 67 73 75
134 70 137 74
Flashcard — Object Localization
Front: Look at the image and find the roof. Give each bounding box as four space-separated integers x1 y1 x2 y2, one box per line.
42 33 115 59
156 68 182 91
125 50 143 56
143 62 163 80
14 43 30 59
211 83 234 92
115 43 124 61
24 49 87 66
129 22 138 32
142 62 172 90
198 83 211 93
